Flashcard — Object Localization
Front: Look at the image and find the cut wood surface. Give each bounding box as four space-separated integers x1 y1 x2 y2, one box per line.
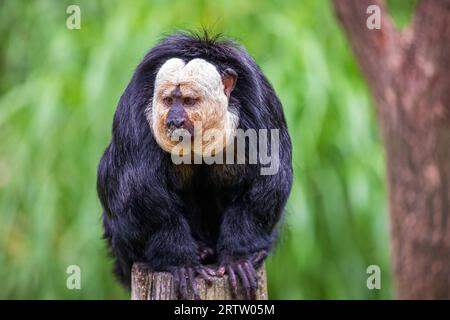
131 263 268 300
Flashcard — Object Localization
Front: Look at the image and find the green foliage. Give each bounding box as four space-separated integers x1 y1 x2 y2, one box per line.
387 0 417 28
0 0 399 299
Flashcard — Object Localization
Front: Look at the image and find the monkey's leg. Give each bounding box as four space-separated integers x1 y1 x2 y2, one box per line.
143 220 215 300
216 209 272 300
215 173 289 299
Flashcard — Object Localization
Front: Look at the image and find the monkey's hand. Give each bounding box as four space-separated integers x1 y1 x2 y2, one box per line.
217 250 267 299
169 264 216 300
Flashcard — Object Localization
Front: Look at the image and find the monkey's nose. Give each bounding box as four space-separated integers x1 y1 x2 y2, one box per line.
167 118 185 130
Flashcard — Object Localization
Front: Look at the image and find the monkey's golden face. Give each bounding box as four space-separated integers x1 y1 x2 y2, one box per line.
148 58 238 156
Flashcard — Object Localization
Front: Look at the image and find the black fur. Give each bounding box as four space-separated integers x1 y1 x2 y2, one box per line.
97 32 293 288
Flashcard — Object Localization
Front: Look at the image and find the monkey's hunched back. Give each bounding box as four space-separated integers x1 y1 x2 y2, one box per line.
97 32 292 300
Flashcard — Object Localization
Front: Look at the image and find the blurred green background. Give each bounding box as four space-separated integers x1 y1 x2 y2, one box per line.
0 0 416 299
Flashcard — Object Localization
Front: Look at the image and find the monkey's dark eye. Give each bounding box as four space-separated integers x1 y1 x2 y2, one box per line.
163 97 173 105
183 97 196 106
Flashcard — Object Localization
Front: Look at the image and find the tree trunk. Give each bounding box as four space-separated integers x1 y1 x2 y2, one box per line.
131 263 268 300
332 0 450 299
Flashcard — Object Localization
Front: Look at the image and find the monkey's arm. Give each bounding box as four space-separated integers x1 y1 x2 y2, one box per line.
216 165 292 298
98 148 210 299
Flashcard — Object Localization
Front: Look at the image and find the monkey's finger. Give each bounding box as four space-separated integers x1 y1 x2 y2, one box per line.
198 270 213 285
226 265 238 298
202 266 217 277
197 267 214 285
237 263 251 300
251 250 267 266
244 262 257 285
244 261 258 299
216 266 226 277
253 250 267 264
178 267 189 300
188 267 201 300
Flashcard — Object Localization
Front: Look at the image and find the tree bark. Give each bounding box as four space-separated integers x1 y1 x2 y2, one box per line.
131 263 268 300
332 0 450 299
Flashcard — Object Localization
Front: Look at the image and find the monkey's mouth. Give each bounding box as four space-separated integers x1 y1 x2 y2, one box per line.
166 126 195 140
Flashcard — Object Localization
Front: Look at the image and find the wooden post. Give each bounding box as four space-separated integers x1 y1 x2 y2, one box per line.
131 263 268 300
